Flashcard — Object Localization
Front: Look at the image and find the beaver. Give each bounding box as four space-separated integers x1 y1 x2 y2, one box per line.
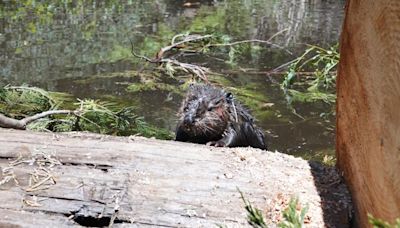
175 84 267 150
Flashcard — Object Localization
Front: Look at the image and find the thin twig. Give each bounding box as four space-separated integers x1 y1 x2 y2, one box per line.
129 38 157 63
266 29 289 42
219 69 330 76
206 39 292 55
157 34 213 59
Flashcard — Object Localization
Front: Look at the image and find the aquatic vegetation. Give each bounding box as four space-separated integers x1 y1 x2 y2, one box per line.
227 84 276 121
281 44 339 105
0 85 173 139
127 81 177 94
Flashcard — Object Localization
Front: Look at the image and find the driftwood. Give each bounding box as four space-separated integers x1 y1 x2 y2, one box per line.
336 0 400 226
0 129 351 227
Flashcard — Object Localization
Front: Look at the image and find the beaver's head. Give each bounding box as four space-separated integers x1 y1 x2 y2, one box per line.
178 84 232 137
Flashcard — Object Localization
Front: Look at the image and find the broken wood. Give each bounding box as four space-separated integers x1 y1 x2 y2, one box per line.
0 129 351 227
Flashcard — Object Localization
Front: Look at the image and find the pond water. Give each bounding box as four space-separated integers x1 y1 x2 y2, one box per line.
0 0 345 160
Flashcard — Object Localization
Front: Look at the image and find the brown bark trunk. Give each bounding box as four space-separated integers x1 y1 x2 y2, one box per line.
337 0 400 226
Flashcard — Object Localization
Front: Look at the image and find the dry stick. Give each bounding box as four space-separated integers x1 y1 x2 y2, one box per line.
267 28 289 42
271 58 299 72
0 110 77 130
206 39 292 55
25 170 54 192
156 34 213 59
130 38 210 82
129 34 212 62
220 69 329 76
204 29 292 54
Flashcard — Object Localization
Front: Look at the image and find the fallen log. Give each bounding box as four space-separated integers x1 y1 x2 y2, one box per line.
0 129 351 227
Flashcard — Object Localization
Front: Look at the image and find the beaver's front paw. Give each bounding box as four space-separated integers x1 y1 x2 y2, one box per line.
206 141 226 147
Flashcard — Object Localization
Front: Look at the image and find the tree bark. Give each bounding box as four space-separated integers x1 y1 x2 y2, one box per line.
336 0 400 226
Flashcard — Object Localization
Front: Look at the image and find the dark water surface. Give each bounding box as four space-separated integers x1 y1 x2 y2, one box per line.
0 0 344 160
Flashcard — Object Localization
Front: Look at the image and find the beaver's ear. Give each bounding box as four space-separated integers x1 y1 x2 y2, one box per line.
225 92 233 103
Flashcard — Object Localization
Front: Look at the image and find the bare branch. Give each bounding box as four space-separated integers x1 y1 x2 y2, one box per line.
156 34 213 59
129 34 213 63
265 29 289 42
203 29 291 54
22 110 76 125
206 39 292 55
0 114 26 129
0 110 78 130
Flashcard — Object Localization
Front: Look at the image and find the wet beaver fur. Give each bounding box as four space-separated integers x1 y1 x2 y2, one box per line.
175 84 267 149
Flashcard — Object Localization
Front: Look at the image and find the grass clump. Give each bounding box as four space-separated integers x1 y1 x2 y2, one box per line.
278 198 309 228
368 214 400 228
238 189 268 228
239 188 309 228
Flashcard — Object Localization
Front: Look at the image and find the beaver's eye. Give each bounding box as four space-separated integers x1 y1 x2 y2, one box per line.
184 107 189 112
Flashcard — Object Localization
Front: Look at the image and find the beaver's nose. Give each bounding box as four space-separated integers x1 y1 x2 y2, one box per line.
183 115 195 125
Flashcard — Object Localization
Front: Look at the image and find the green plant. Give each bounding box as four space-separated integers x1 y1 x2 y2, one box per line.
239 188 309 228
281 44 339 105
1 85 173 140
238 188 268 228
0 85 59 117
368 214 400 228
278 198 309 228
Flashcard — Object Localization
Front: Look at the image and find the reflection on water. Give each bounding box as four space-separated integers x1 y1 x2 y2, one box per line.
0 0 344 159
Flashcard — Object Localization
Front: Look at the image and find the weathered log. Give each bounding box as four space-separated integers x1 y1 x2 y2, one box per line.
337 0 400 226
0 129 351 227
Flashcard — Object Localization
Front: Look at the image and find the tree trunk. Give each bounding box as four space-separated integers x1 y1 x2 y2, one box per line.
0 129 351 227
336 0 400 226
